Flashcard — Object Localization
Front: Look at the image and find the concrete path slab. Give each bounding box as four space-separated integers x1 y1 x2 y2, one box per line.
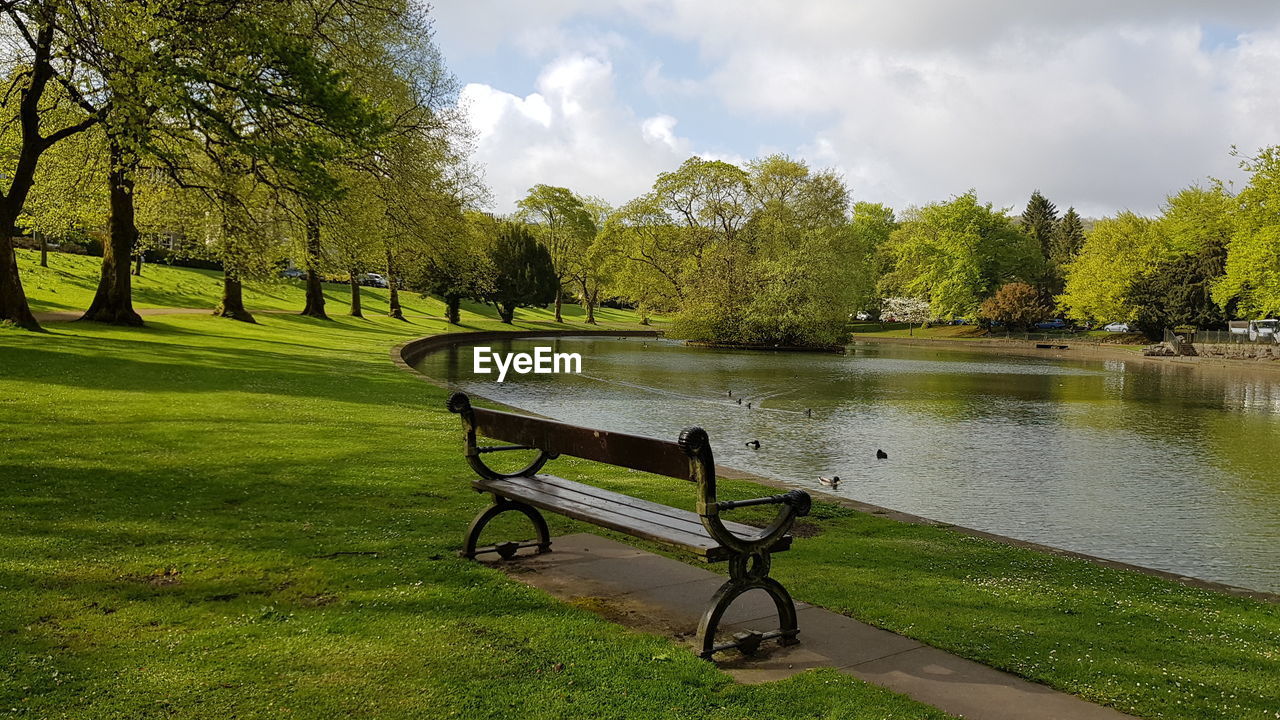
484 533 1137 720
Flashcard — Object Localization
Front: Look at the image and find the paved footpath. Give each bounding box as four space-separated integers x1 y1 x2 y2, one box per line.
488 533 1137 720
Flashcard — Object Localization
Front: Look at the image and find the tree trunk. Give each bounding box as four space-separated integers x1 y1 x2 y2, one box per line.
499 302 515 324
82 141 143 326
39 232 47 267
133 252 142 277
445 295 461 324
581 278 597 325
349 273 363 317
0 12 98 331
214 273 256 323
0 229 40 331
300 202 328 319
385 247 403 320
554 281 562 322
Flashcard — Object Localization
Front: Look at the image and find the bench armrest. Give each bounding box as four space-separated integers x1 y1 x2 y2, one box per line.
717 490 811 515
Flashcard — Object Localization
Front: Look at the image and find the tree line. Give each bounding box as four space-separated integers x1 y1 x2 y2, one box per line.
491 148 1280 345
0 0 485 331
5 1 1278 344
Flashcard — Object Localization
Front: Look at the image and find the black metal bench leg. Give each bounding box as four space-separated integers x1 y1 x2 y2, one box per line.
461 496 552 560
696 554 799 660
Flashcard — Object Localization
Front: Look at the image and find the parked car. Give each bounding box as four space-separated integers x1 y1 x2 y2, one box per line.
854 311 872 321
1103 321 1131 333
1249 319 1278 342
279 268 305 280
359 272 389 288
1034 318 1069 330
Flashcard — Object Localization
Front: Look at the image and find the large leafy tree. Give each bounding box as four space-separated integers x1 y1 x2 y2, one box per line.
1214 147 1280 317
1059 212 1169 323
0 1 100 330
516 184 595 323
1124 185 1234 338
880 192 1042 319
979 281 1048 330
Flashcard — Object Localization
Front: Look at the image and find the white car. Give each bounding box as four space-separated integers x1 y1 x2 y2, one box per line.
361 273 389 288
1103 322 1131 332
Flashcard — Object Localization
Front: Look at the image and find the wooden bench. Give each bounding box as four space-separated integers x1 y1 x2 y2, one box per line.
447 392 811 659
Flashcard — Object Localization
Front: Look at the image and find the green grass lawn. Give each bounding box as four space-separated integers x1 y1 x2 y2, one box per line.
1 259 1277 719
15 249 657 328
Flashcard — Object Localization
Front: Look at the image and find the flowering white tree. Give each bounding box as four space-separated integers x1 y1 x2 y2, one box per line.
881 297 933 335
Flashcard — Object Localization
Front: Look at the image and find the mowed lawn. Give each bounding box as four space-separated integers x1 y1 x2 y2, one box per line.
0 302 945 718
0 261 1276 719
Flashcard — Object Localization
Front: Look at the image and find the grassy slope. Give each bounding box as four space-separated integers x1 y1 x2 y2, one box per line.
15 249 656 327
0 266 939 719
1 259 1277 719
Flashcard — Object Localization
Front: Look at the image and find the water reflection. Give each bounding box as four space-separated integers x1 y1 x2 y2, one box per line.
417 337 1280 593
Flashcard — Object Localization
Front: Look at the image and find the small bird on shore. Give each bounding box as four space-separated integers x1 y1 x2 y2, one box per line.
728 390 733 397
746 401 753 409
819 475 841 487
876 449 888 459
745 440 761 449
805 408 813 418
736 398 742 405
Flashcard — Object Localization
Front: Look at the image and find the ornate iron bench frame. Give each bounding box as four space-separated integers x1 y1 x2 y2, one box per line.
447 391 811 660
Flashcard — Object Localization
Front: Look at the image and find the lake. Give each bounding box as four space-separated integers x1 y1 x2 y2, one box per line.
416 336 1280 594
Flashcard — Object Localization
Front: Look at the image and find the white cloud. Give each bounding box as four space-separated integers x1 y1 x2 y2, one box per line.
440 1 1280 215
459 54 691 212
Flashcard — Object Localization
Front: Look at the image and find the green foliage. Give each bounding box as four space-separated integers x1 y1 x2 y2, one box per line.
1020 190 1058 259
1215 147 1280 316
486 223 558 323
1059 212 1170 323
847 202 897 315
1125 246 1228 340
658 154 860 346
879 192 1041 319
1120 185 1234 338
978 282 1048 330
1051 207 1086 261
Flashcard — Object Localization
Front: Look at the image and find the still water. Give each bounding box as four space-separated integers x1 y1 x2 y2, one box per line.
418 336 1280 593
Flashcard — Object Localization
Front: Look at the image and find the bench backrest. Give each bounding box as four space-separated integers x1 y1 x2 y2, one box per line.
447 392 697 480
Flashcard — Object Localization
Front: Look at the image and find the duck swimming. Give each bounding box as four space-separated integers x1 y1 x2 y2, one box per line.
876 449 888 459
819 475 841 487
745 440 761 449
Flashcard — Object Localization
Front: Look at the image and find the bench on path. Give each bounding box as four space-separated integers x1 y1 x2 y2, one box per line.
447 392 812 659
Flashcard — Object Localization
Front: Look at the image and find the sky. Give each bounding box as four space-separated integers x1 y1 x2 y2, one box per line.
430 1 1280 218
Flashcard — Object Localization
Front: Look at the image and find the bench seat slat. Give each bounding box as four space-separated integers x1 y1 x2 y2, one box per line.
474 474 792 562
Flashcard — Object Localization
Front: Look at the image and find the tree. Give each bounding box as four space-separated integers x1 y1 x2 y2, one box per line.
881 296 932 333
879 192 1042 319
847 202 896 316
0 2 99 330
1123 185 1234 339
1214 147 1280 317
486 223 556 324
516 184 595 322
1126 247 1227 340
1058 212 1169 323
602 194 688 310
1052 207 1085 261
979 282 1048 330
1020 190 1059 259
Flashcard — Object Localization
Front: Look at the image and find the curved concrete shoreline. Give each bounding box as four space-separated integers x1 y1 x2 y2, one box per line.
393 328 1279 603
